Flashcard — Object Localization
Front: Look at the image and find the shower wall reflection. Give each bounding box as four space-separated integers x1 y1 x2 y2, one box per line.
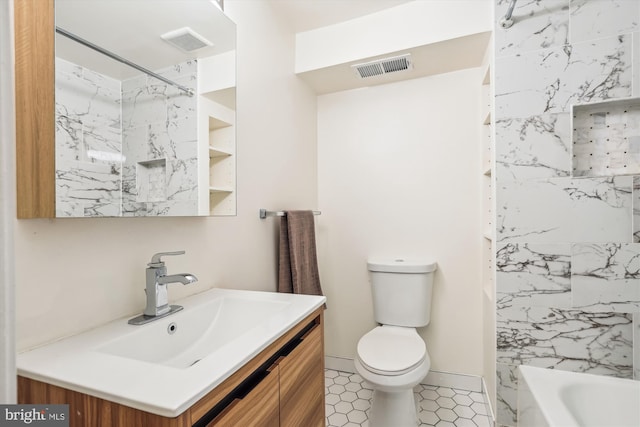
55 58 198 217
53 0 236 218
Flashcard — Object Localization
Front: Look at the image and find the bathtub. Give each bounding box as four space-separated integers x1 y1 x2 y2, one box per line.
517 365 639 427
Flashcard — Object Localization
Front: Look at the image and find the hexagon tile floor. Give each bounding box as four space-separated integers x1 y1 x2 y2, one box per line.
325 369 493 427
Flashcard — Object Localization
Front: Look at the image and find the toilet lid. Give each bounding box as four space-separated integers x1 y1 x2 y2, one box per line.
357 326 426 376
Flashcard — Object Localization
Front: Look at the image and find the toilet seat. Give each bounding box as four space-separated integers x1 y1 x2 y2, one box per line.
357 326 426 376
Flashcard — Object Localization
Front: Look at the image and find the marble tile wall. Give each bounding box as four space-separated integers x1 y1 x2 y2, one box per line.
55 58 198 217
121 60 198 216
494 0 640 425
55 57 123 217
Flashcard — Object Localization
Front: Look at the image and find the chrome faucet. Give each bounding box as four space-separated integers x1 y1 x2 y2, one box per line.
128 251 198 325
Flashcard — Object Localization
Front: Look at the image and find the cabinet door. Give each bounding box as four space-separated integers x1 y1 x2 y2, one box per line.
208 367 279 427
279 323 324 427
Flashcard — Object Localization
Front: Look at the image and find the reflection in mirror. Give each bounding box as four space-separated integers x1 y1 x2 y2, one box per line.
54 0 236 217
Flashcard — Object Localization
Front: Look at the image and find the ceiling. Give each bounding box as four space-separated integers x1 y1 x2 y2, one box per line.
55 0 236 80
268 0 414 33
273 0 491 94
298 32 491 94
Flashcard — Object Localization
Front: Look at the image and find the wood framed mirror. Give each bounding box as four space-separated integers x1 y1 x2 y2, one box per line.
14 0 236 218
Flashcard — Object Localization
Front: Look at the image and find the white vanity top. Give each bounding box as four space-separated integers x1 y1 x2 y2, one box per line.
17 288 326 417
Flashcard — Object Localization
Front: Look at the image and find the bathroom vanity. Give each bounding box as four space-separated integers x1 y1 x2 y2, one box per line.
17 289 326 427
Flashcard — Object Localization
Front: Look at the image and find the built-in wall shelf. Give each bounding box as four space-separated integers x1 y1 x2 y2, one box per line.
482 63 490 86
480 37 494 327
479 35 496 415
481 83 491 125
483 286 493 303
209 146 233 158
209 187 234 193
198 96 236 216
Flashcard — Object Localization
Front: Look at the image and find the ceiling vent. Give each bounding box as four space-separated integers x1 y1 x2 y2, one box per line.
161 27 213 52
352 54 413 79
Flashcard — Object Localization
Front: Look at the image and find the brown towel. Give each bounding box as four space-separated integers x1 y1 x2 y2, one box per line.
278 210 324 299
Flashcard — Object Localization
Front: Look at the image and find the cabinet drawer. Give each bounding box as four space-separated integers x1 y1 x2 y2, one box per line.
207 367 279 427
279 323 324 427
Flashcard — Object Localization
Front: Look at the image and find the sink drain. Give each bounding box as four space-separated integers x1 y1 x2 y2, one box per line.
167 322 177 334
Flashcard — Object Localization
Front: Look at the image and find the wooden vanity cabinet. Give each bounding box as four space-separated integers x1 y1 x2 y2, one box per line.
18 308 325 427
279 320 324 426
204 311 324 427
207 366 280 427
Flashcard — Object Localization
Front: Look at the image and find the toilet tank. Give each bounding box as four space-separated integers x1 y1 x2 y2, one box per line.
367 259 437 327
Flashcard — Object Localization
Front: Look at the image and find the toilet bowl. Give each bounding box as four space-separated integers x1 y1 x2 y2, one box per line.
356 258 437 427
355 326 431 427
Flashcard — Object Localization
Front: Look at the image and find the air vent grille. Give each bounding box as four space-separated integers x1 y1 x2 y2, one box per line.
352 54 413 79
161 27 213 52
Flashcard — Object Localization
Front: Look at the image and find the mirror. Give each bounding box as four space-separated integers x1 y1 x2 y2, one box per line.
54 0 236 217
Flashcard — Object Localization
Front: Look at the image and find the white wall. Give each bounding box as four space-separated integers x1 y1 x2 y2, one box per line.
14 0 318 351
317 69 483 375
0 0 16 404
296 0 492 73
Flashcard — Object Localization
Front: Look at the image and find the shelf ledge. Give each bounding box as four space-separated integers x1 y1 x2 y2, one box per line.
209 147 233 158
209 187 234 193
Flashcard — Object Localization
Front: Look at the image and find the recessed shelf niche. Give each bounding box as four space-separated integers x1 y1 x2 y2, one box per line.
208 116 235 215
572 97 640 177
197 52 237 216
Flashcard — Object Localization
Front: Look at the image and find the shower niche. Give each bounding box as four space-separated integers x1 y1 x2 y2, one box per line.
572 97 640 177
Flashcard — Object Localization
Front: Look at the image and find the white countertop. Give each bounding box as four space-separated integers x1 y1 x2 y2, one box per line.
17 288 326 417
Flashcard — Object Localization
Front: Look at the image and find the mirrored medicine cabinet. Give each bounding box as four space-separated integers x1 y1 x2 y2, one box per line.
15 0 237 218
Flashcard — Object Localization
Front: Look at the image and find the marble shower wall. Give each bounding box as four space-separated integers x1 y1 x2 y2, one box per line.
122 61 198 216
55 57 123 217
54 58 198 217
494 0 640 425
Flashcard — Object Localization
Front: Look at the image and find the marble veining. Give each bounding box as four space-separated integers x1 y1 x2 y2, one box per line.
495 113 571 181
55 160 122 217
496 304 633 376
55 57 122 217
56 57 199 217
496 243 571 309
571 243 640 313
496 35 631 120
635 314 640 379
497 176 632 243
634 176 640 243
496 305 633 424
120 60 198 217
496 363 518 427
494 1 640 425
570 0 639 44
495 0 569 58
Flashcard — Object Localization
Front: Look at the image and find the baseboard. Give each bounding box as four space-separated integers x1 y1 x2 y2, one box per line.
325 356 483 392
481 376 496 426
325 355 355 373
424 370 483 392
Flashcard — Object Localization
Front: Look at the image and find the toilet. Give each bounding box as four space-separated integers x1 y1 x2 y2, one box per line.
355 258 437 427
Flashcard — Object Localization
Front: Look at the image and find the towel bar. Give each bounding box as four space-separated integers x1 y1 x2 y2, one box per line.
259 209 321 219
